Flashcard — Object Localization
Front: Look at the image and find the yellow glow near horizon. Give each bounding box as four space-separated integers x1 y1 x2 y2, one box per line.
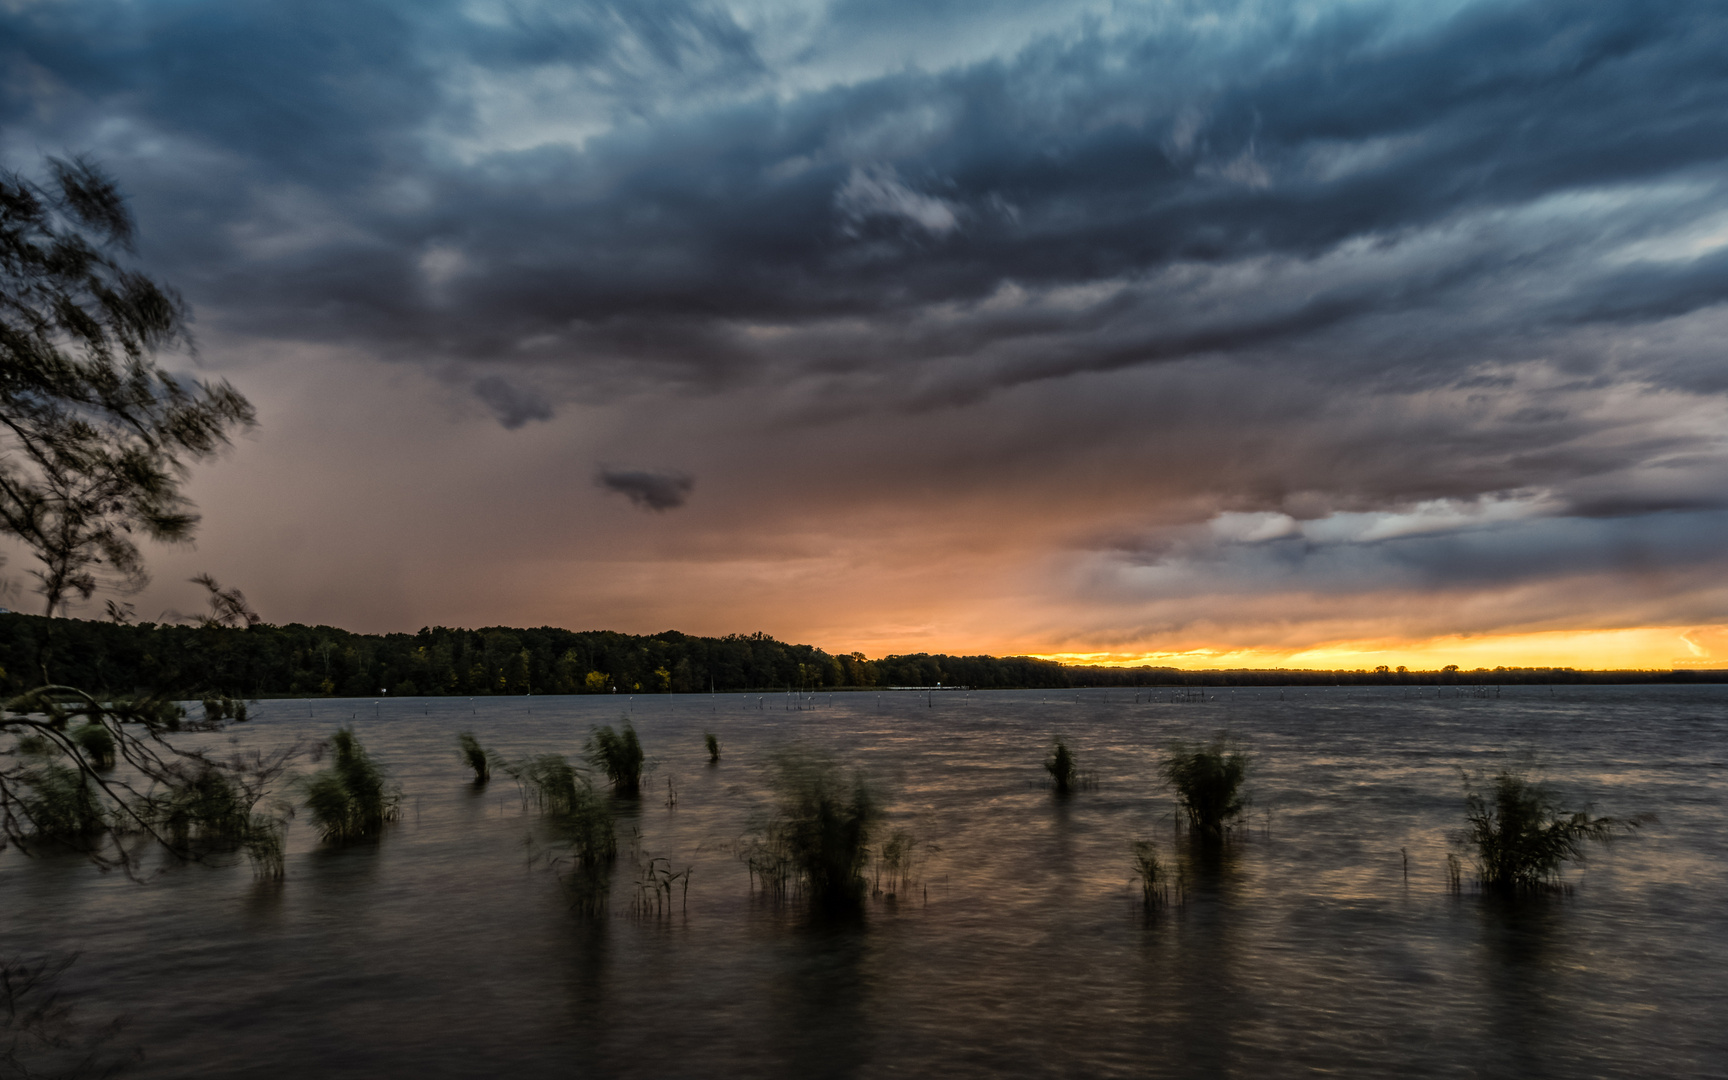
1034 625 1728 671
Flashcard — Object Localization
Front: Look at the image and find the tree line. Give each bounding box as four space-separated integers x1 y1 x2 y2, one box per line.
0 612 1717 698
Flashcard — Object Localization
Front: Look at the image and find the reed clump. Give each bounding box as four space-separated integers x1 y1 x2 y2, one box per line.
17 761 108 845
1046 738 1077 796
1131 839 1168 908
705 732 720 764
586 721 644 795
1162 735 1249 843
70 723 116 770
457 732 498 783
750 750 880 911
509 753 618 914
200 695 248 724
871 828 935 902
1457 766 1635 895
300 729 400 844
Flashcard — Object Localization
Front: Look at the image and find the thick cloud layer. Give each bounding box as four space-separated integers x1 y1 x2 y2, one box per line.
4 0 1728 664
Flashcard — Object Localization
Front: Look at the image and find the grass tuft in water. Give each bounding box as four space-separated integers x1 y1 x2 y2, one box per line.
17 761 107 845
1162 735 1249 843
457 732 498 783
586 721 644 795
871 828 936 902
1456 765 1636 895
1046 738 1077 796
300 729 400 844
705 732 720 764
749 750 880 911
1131 839 1168 908
69 723 116 770
510 754 619 914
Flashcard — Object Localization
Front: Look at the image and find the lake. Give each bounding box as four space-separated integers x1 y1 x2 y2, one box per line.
3 686 1724 1078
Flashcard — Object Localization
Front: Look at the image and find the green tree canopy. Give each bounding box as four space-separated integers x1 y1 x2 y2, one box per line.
0 155 254 615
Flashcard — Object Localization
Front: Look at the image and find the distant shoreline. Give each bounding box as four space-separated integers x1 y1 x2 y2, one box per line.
1 612 1721 698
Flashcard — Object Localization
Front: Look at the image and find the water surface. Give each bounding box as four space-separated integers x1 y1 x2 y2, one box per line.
4 686 1724 1078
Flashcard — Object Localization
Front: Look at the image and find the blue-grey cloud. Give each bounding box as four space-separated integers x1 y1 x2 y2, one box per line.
596 467 694 511
8 0 1728 645
471 375 553 429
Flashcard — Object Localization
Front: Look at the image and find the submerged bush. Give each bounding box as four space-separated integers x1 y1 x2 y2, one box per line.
1046 738 1078 796
1458 766 1634 895
18 761 108 844
1162 736 1249 842
705 732 721 764
1131 840 1168 909
586 721 644 795
510 753 618 914
457 732 497 783
301 729 399 844
70 723 116 770
751 750 880 911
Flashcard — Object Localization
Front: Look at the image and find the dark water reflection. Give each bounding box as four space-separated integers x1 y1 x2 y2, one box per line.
3 686 1726 1078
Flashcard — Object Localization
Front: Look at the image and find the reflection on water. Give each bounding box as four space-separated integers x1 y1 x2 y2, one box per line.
3 686 1726 1078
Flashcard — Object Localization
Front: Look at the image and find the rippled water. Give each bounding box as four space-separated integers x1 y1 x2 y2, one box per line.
3 686 1725 1078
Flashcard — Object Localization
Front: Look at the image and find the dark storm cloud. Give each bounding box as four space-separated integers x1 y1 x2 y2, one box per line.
9 0 1728 653
472 375 554 429
596 467 694 511
9 0 1727 388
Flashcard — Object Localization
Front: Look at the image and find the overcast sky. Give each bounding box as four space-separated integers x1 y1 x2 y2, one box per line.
5 0 1728 667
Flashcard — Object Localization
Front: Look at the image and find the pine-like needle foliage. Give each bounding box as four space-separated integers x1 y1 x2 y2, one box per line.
1162 736 1249 842
301 729 399 844
1458 766 1633 895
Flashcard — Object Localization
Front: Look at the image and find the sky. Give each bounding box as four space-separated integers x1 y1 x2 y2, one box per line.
4 0 1728 668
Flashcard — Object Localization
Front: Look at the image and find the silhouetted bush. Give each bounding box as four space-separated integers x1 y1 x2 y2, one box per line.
301 729 399 843
586 721 644 795
510 753 617 913
70 723 115 770
457 732 497 783
752 750 879 911
1046 738 1077 795
1457 766 1634 895
1131 840 1168 908
705 732 720 764
1162 736 1249 842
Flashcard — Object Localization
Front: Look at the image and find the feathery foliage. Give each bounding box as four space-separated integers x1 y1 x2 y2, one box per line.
3 685 291 875
1131 840 1168 908
0 156 255 615
1162 735 1249 842
456 732 497 783
301 729 398 844
1457 766 1633 895
753 750 880 911
585 721 644 795
1045 738 1077 795
509 753 617 915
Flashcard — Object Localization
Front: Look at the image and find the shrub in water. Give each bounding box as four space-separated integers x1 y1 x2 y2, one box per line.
457 732 497 783
301 729 399 844
70 723 116 770
1046 738 1077 796
1457 766 1633 895
1131 840 1168 908
18 761 107 844
1162 735 1249 842
586 721 644 795
758 750 879 911
705 732 720 764
510 753 618 914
